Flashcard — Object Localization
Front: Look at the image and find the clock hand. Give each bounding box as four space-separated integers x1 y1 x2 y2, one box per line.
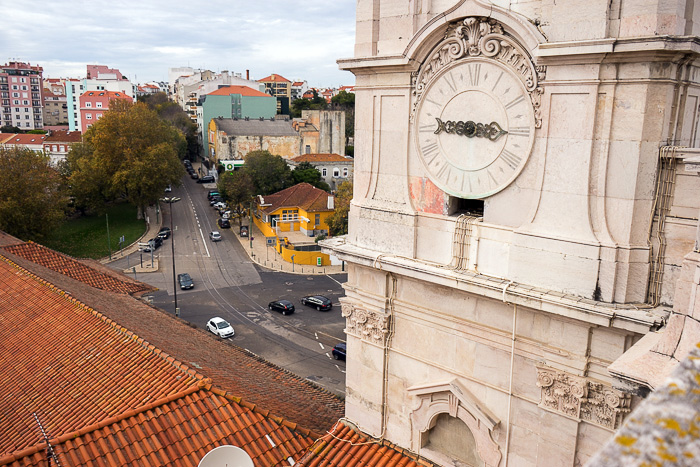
434 118 508 142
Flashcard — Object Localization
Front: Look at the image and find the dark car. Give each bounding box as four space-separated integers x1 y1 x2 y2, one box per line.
209 196 223 206
268 300 295 315
301 295 333 311
190 172 199 180
197 175 215 184
177 273 194 290
332 343 346 361
218 218 231 229
157 227 171 239
149 236 162 250
207 190 220 200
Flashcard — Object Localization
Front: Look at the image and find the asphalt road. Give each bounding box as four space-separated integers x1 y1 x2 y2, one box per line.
108 176 349 396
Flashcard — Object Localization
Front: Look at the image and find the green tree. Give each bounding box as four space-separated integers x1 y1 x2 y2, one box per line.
141 92 199 158
290 90 328 118
244 150 292 195
0 147 69 240
291 161 330 191
218 170 255 226
67 100 186 217
0 125 21 133
331 90 355 108
327 180 353 236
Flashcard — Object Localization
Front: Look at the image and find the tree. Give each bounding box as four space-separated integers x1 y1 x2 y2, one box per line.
141 92 199 158
327 180 353 236
0 125 21 133
0 147 69 240
290 90 328 117
331 90 355 108
67 100 186 217
244 150 292 195
218 170 255 226
291 162 330 191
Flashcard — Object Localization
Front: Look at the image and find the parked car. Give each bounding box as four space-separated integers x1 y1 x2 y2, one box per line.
300 295 333 311
206 317 234 338
190 172 199 180
177 273 194 290
268 300 295 315
207 190 220 200
164 184 172 192
213 202 227 210
209 196 223 206
218 218 231 229
157 227 171 239
332 343 346 361
209 231 222 242
148 236 163 250
197 175 215 184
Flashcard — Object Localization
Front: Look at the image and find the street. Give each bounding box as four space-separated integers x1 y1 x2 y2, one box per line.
108 174 348 396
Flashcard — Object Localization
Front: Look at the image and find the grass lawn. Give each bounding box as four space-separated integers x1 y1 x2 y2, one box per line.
42 203 146 259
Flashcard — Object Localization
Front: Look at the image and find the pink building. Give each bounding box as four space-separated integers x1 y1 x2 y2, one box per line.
86 65 127 81
0 61 44 130
78 90 131 132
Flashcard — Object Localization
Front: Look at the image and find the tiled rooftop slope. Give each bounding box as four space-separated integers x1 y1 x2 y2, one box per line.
2 242 152 294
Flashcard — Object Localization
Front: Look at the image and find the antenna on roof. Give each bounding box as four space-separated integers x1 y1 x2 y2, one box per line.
33 413 63 467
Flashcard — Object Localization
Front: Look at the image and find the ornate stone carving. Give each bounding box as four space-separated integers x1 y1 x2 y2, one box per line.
341 300 390 345
411 17 546 127
536 367 631 430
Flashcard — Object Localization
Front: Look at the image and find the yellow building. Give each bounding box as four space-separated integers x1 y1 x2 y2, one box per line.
253 183 335 266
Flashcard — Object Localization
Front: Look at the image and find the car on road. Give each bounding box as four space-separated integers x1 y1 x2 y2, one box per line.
213 201 227 210
209 196 223 206
197 175 215 184
268 300 295 315
207 190 220 200
218 218 231 229
157 227 171 239
300 295 333 311
144 236 162 252
190 172 199 180
207 317 235 338
332 343 346 361
209 231 222 242
177 273 194 290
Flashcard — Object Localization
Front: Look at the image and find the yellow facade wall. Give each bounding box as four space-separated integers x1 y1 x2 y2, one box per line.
278 244 331 266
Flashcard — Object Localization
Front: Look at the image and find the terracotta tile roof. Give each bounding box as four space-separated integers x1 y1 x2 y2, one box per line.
43 129 82 143
259 74 291 83
80 90 130 99
0 381 316 467
1 242 152 294
1 134 47 145
207 85 269 97
260 183 334 214
296 420 434 467
0 255 201 456
0 133 15 143
290 153 353 164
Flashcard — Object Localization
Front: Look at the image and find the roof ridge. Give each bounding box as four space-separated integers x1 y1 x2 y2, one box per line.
0 253 207 381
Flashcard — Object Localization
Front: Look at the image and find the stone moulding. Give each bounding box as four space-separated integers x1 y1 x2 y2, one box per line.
411 16 546 127
340 298 390 345
536 366 631 430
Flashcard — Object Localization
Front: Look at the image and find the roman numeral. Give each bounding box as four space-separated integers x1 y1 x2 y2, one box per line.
469 64 481 86
419 123 435 133
444 72 457 93
487 169 498 187
421 142 440 163
434 161 450 181
500 149 522 170
491 71 504 92
504 95 526 110
426 96 442 107
508 126 530 137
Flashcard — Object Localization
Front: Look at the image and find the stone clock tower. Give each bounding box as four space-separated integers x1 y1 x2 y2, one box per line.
323 1 700 466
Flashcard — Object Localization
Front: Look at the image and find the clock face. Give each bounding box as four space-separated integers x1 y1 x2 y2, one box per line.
414 58 535 199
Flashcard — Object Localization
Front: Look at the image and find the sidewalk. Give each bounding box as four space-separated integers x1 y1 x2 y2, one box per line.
230 221 346 275
100 204 162 274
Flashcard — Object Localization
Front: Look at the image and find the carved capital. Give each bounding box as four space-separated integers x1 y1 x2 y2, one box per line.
412 16 546 127
536 366 631 430
341 299 390 345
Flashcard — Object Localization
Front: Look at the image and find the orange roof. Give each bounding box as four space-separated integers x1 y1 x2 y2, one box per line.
292 81 305 86
43 130 83 144
258 74 291 83
207 85 269 98
0 133 15 143
297 421 432 467
80 90 130 99
291 153 352 164
2 134 47 145
0 255 200 456
2 242 151 294
260 183 333 214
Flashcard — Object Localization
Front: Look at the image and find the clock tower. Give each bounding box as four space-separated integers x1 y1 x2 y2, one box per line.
323 1 700 465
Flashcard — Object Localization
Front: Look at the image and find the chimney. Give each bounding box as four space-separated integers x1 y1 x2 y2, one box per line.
246 69 249 80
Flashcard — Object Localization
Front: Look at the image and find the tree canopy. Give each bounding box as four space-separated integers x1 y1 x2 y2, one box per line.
0 147 69 240
327 180 353 236
218 170 255 225
140 92 199 158
290 90 328 118
66 100 186 216
243 150 293 196
291 161 330 191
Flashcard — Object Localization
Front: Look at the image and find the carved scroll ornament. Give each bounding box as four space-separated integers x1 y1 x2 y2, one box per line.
341 301 390 345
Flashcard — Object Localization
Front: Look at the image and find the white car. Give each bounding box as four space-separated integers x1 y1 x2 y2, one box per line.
213 202 227 210
207 317 234 338
209 231 222 242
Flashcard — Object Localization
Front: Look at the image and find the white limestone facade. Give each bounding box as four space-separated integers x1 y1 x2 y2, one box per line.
322 1 700 466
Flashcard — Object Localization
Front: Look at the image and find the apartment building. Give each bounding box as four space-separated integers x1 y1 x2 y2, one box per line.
0 61 44 130
79 90 131 132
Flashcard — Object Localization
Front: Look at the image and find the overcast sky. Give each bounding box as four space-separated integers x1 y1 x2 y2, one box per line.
2 0 357 88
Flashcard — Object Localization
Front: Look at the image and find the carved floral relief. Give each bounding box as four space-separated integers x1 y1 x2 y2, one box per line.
341 300 390 345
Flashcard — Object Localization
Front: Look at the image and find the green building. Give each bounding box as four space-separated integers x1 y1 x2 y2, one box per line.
202 85 276 157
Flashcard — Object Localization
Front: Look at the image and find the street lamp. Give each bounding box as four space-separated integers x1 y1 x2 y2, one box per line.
161 196 181 315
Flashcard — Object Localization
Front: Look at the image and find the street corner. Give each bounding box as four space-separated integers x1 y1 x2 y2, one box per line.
123 259 160 274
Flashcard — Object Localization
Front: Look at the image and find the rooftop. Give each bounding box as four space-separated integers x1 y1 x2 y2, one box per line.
207 85 269 98
260 183 334 214
214 118 298 137
290 153 353 164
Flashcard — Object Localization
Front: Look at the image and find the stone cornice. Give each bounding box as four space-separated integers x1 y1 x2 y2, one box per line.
321 236 665 334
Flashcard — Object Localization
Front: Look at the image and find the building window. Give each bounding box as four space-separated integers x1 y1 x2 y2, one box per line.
86 102 91 107
322 168 327 177
12 92 18 98
86 113 92 119
60 145 65 152
96 102 102 108
12 85 18 90
333 168 340 178
53 145 58 152
21 85 27 91
315 214 320 226
305 145 311 154
96 113 102 119
343 167 349 177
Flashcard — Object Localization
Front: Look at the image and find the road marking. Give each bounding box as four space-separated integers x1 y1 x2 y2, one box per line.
318 343 325 350
199 228 210 257
335 364 345 373
325 274 343 285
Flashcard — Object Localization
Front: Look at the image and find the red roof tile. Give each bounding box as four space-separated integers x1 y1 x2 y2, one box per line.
0 255 201 456
290 153 352 164
43 130 82 143
260 183 334 214
2 242 152 294
207 85 269 97
259 74 291 83
2 134 47 145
